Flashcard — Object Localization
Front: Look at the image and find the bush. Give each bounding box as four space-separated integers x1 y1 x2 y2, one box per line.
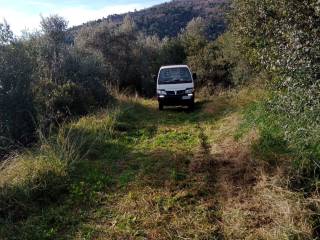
33 80 103 130
215 32 254 86
187 41 232 89
29 16 109 132
0 17 110 157
0 25 35 156
63 47 108 105
231 0 320 187
181 18 241 89
158 38 187 66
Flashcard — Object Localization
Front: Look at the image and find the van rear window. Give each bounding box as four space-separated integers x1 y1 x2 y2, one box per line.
158 67 192 85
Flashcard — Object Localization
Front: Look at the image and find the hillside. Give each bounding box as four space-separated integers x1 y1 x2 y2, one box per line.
71 0 230 39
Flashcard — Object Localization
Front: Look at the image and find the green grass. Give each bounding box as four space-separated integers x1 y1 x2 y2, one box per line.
235 100 320 238
0 88 317 240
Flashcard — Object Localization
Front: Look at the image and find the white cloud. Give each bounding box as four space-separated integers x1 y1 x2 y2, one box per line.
0 8 41 34
0 3 144 35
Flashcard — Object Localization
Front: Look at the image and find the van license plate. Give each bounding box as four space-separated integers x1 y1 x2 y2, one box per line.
182 96 192 100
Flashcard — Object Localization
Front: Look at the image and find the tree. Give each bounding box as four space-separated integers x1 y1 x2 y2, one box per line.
158 38 187 66
37 15 69 84
77 15 144 91
136 34 163 96
181 17 208 56
180 17 234 88
215 31 254 86
29 15 108 129
0 20 14 45
0 23 35 155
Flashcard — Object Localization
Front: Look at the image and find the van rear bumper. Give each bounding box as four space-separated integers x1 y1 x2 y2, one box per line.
158 94 194 106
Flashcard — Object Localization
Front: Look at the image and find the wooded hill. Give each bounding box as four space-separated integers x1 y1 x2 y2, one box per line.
70 0 230 39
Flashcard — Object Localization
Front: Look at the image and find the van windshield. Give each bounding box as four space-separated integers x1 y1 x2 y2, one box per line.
158 67 192 85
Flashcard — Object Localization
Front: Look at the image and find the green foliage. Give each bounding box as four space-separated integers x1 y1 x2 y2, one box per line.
76 14 232 96
70 172 112 203
63 47 107 104
0 16 109 155
71 0 230 39
158 38 187 65
0 25 35 156
66 1 231 96
182 17 208 56
187 40 231 88
231 0 320 184
77 16 148 93
240 100 320 191
180 18 237 89
32 16 108 126
33 81 87 124
215 32 254 85
0 21 14 44
36 15 69 84
0 121 104 240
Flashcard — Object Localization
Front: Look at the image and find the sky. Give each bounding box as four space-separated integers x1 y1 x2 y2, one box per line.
0 0 168 34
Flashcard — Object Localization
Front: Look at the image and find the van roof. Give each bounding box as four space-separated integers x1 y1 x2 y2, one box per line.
160 65 190 69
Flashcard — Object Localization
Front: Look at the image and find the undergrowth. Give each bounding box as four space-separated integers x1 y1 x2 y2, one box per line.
0 88 318 239
237 99 320 238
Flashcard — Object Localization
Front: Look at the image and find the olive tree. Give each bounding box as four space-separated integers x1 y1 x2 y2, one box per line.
0 22 35 155
77 16 143 91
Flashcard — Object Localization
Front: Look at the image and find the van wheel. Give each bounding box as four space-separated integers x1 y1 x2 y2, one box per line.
188 101 195 110
159 103 164 111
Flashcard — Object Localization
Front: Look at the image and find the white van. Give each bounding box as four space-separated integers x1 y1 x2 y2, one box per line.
155 65 196 110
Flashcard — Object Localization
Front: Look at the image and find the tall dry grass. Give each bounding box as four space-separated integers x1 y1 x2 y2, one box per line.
0 108 119 223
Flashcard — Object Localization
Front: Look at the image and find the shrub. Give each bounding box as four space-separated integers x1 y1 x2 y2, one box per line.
231 0 320 184
0 17 110 157
29 16 109 131
33 81 88 128
0 23 35 156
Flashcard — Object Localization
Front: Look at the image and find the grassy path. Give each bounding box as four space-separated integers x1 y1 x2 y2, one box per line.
83 99 223 239
69 90 264 239
0 89 314 239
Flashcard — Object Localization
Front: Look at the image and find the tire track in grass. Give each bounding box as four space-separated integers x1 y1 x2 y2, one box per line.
188 123 224 239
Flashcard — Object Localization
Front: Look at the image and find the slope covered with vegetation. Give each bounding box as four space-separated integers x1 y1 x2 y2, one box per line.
70 0 230 39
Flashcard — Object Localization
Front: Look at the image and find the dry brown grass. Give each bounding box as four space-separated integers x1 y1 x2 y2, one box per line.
96 186 218 240
95 88 316 240
0 153 66 189
200 94 315 240
2 87 317 240
200 86 267 114
221 174 313 240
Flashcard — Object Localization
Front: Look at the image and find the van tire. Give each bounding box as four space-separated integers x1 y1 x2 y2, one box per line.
159 103 164 111
188 101 195 110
